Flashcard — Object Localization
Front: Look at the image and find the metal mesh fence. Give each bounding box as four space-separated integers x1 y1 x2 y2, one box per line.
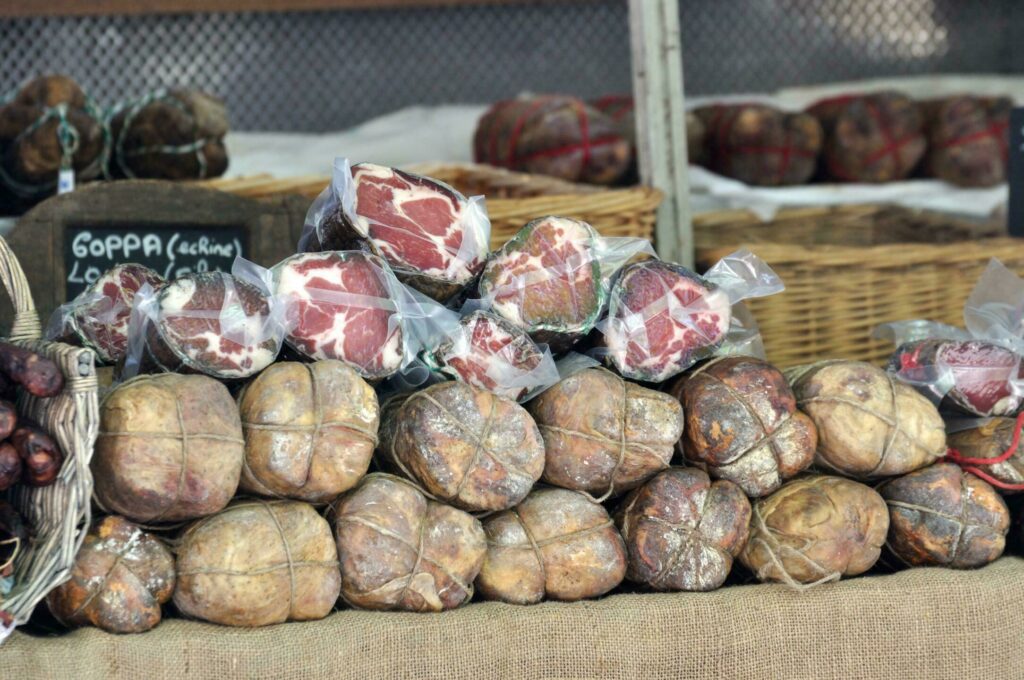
0 0 1017 132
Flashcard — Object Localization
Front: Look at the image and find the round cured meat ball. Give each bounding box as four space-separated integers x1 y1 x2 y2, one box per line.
616 468 750 591
476 487 626 604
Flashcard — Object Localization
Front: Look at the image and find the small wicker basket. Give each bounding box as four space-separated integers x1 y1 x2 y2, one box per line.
695 204 1021 368
0 236 98 628
201 162 662 250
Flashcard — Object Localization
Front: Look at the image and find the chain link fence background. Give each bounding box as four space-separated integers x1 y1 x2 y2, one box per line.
1 0 1018 131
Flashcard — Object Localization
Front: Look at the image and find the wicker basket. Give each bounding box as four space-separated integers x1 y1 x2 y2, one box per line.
0 236 98 628
695 204 1020 368
201 163 662 250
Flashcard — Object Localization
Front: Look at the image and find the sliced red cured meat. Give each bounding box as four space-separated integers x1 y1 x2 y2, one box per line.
312 163 489 302
427 310 547 401
603 260 731 383
274 251 404 380
56 263 164 364
478 216 603 353
143 272 281 379
889 339 1024 417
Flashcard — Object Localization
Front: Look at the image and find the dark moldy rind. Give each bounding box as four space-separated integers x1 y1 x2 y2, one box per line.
615 467 751 591
108 89 229 181
670 356 816 497
878 463 1009 568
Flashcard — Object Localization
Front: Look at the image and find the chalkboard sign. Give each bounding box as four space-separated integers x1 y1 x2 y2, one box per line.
1008 107 1024 237
63 225 247 298
2 180 309 331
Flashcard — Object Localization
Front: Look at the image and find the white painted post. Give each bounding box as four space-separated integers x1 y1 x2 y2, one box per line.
628 0 693 267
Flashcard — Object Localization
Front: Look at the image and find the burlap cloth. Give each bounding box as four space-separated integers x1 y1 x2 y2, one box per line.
6 557 1024 679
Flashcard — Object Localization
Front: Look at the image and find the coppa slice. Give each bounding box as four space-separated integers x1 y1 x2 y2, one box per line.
889 339 1024 417
315 163 489 302
478 216 603 353
57 263 164 364
427 310 548 401
143 272 281 379
603 260 731 383
274 251 404 380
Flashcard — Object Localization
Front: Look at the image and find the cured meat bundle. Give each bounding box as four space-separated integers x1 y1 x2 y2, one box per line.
878 463 1009 568
740 476 888 588
108 88 229 180
615 468 751 592
786 360 947 479
694 104 822 186
174 500 341 626
671 356 817 497
601 259 731 383
478 216 605 352
332 474 486 612
378 381 545 512
273 251 405 380
888 338 1024 417
947 417 1024 493
807 92 926 183
473 95 632 185
529 368 684 499
135 271 282 380
50 263 164 364
47 516 176 634
424 310 556 401
304 161 490 301
476 487 626 604
0 74 105 197
923 95 1011 187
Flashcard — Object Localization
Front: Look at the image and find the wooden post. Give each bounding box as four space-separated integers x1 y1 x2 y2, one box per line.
629 0 693 267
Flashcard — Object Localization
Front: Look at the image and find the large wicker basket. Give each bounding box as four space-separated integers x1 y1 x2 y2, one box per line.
201 162 662 250
695 204 1021 368
0 236 98 628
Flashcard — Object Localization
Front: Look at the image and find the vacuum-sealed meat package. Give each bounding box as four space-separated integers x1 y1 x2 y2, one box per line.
301 159 490 302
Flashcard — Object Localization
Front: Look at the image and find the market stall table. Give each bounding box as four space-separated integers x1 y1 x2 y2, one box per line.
5 557 1023 679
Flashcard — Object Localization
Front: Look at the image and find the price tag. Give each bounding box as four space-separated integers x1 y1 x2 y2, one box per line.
57 168 75 195
1007 107 1024 237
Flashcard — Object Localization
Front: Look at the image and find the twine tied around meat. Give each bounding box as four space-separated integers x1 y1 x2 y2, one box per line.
748 501 841 592
381 388 534 514
945 411 1024 491
499 508 616 593
482 96 623 171
106 88 213 180
96 375 245 529
176 499 339 619
537 369 667 503
787 361 942 477
239 363 379 499
334 474 475 612
0 83 109 198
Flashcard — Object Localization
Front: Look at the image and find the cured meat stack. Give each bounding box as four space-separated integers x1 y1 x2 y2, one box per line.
41 156 1024 641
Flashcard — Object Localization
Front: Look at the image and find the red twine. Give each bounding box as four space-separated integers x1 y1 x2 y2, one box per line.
486 96 615 171
821 97 918 181
945 411 1024 491
591 95 634 124
709 104 812 184
933 119 1009 164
